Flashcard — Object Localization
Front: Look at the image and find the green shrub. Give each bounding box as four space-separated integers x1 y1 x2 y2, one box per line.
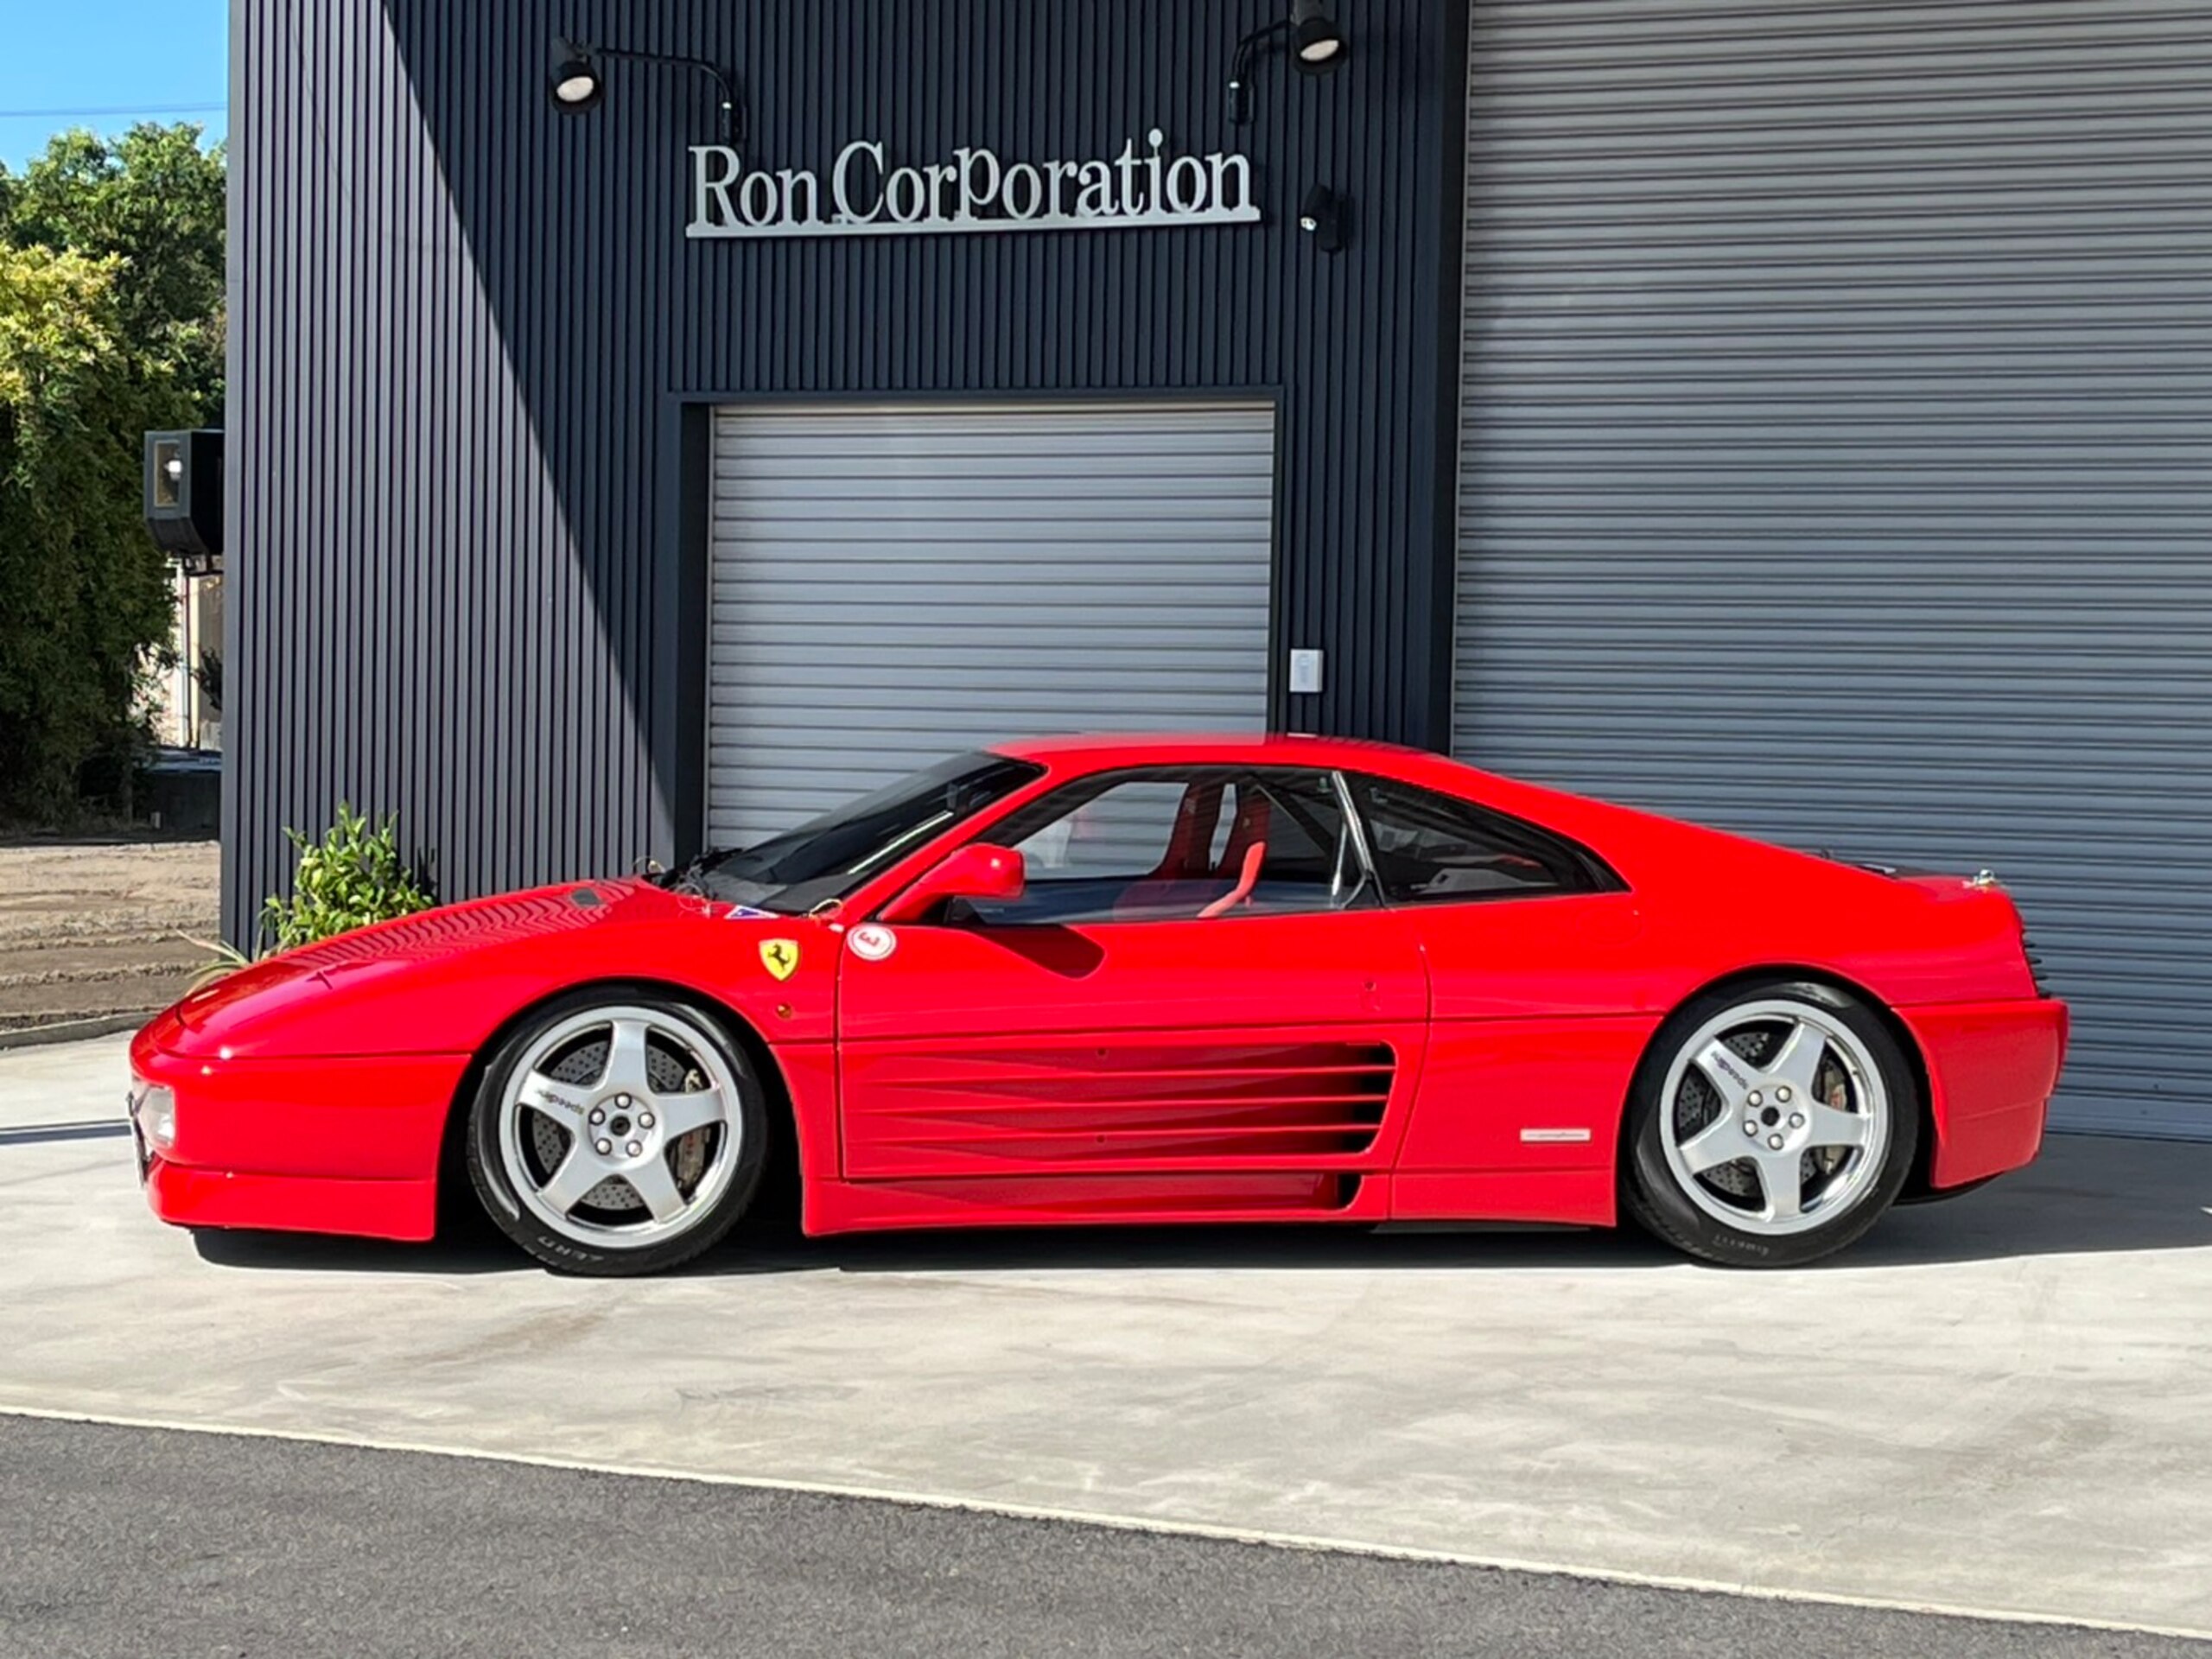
260 804 435 951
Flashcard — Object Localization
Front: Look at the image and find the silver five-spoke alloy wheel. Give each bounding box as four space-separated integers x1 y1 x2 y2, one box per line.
497 1004 746 1248
1657 998 1891 1237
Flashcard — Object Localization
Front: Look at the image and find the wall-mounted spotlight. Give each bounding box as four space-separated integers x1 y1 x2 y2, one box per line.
1291 0 1349 72
1299 184 1350 253
550 54 605 113
549 36 745 149
1230 0 1348 124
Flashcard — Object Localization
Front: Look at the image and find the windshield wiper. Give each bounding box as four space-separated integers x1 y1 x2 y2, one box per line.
666 848 727 894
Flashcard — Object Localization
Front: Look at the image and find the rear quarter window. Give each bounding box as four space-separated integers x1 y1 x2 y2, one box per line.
1347 774 1621 905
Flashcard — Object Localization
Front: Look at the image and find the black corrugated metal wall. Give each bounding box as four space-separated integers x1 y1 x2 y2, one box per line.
224 0 1470 941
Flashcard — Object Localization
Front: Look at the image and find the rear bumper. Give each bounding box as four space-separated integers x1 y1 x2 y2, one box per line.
129 1020 465 1243
1901 996 2069 1189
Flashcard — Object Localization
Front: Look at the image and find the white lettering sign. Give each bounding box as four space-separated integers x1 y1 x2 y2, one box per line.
688 128 1258 239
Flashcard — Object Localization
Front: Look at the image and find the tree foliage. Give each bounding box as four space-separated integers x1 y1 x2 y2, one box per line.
6 125 226 410
0 124 222 821
0 245 181 815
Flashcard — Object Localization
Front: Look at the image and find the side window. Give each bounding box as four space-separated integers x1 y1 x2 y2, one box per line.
963 767 1370 925
1011 779 1196 884
1348 775 1610 905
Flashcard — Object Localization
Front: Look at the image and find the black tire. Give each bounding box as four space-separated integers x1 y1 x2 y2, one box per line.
1621 978 1920 1268
464 988 769 1275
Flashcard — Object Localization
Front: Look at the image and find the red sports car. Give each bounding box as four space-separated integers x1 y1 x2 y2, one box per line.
128 735 2066 1274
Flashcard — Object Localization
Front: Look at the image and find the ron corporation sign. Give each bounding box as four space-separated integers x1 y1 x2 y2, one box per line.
687 129 1260 239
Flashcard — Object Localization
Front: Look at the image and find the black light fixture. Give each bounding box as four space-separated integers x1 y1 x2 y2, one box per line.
143 429 225 577
549 36 745 149
1230 0 1348 124
1291 0 1348 72
550 54 604 113
1299 184 1349 253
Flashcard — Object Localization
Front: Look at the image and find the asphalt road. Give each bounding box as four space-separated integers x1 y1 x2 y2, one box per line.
0 1416 2197 1659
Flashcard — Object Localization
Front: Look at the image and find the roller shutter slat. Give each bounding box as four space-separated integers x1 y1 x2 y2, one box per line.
708 404 1274 849
1455 0 2212 1139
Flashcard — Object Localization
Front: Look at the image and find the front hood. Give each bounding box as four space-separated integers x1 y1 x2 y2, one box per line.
166 879 685 1044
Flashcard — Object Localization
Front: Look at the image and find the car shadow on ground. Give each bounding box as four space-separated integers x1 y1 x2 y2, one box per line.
188 1132 2212 1279
190 1218 1679 1278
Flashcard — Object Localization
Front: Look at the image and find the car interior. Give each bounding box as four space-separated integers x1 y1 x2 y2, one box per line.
950 772 1368 927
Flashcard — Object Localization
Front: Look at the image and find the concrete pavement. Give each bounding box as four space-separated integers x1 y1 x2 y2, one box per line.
3 1033 2209 1637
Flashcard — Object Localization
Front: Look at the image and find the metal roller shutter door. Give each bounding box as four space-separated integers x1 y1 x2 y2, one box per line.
708 401 1274 849
1455 1 2212 1138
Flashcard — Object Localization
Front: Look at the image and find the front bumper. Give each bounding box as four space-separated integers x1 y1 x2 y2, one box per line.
1901 996 2069 1190
129 1014 468 1243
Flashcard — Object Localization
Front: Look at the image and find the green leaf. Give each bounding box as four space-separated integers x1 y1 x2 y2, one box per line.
260 806 436 949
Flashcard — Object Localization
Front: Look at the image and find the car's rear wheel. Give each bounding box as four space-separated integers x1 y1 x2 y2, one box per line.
464 991 767 1275
1622 980 1918 1268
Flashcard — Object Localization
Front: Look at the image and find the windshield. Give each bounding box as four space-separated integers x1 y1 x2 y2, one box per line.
669 752 1044 913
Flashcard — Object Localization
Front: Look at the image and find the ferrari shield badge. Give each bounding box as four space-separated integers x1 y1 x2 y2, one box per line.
759 938 800 981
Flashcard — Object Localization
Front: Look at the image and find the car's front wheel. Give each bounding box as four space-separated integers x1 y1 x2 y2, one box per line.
1622 979 1918 1268
464 991 767 1274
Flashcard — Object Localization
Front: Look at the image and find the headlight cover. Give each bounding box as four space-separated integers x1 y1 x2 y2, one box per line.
130 1079 177 1152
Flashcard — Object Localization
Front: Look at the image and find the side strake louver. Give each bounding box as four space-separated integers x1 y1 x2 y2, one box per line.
876 1040 1398 1165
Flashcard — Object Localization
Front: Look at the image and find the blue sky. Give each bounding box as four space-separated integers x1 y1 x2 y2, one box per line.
2 0 226 169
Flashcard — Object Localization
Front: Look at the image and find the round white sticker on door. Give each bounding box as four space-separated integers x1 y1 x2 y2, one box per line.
849 924 898 962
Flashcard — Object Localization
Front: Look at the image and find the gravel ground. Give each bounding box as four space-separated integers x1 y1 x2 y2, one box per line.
0 840 220 1033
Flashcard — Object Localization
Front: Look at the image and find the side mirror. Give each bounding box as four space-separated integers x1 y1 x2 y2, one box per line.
880 842 1027 924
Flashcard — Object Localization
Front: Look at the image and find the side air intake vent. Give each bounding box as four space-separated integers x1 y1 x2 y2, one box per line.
876 1040 1399 1166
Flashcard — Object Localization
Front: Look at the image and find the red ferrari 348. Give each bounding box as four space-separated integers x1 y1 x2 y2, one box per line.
129 735 2066 1274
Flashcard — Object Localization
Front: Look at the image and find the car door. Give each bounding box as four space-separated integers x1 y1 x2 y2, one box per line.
836 766 1429 1185
1338 772 1653 1205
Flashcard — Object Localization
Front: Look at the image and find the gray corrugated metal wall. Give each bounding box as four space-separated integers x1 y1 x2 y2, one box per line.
224 0 1469 943
1454 0 2212 1137
705 402 1275 847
